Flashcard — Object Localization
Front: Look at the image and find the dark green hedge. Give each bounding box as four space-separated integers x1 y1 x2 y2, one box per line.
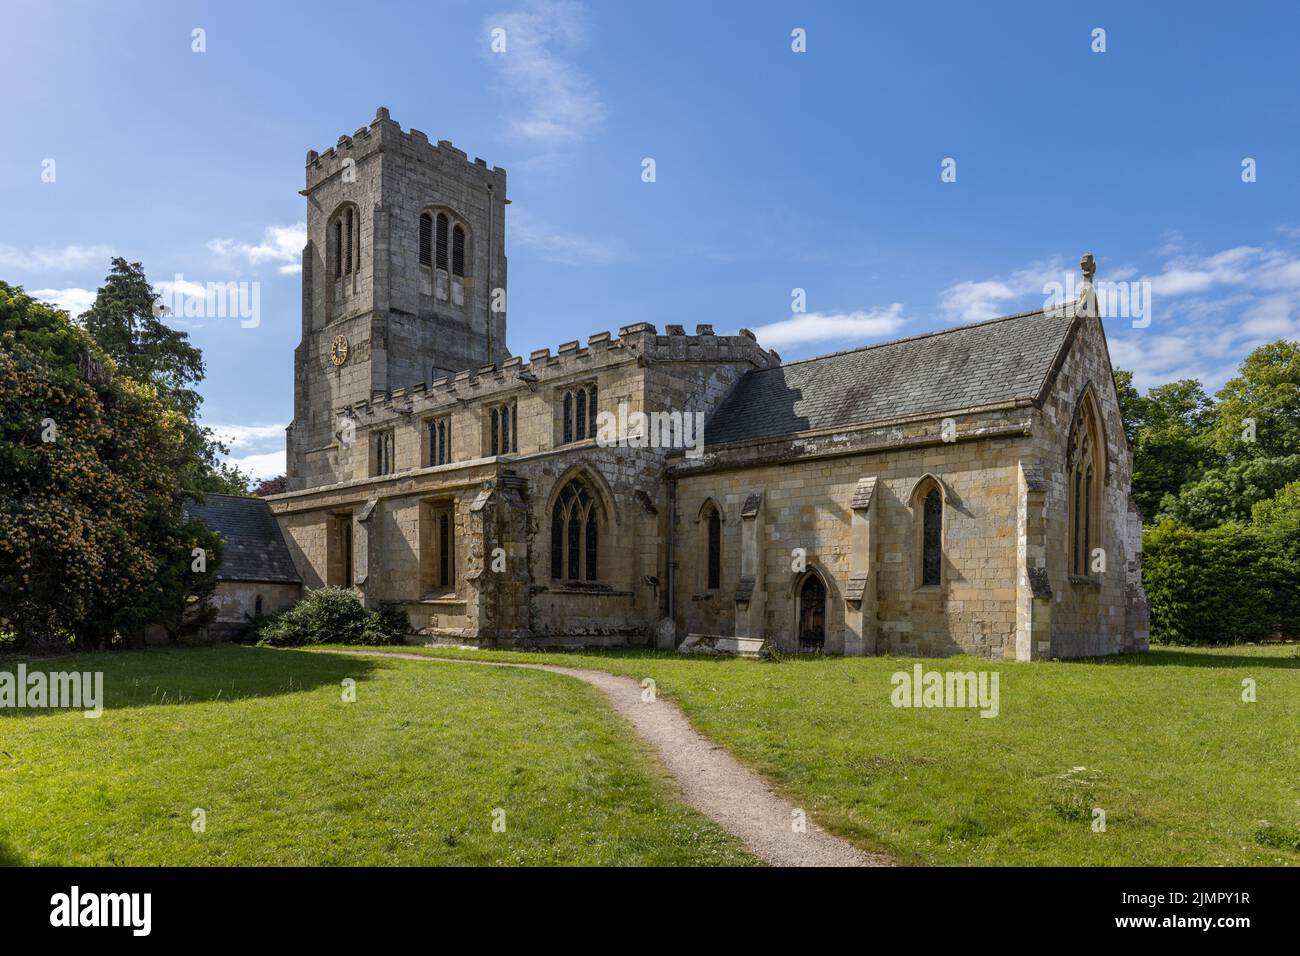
255 587 409 647
1142 521 1299 645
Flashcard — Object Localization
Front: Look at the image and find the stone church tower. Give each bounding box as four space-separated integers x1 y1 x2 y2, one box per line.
286 106 509 491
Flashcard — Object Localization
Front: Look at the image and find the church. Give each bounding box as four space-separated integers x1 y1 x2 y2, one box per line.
264 107 1149 661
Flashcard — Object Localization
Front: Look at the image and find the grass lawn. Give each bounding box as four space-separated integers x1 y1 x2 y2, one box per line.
324 642 1300 866
0 645 755 866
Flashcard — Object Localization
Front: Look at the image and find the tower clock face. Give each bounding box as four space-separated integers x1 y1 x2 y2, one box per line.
330 335 349 366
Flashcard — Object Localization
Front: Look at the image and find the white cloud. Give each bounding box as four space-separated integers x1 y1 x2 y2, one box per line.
31 287 96 316
509 206 622 265
0 243 114 272
207 223 305 274
225 450 286 482
938 258 1065 323
751 304 907 349
486 1 605 147
206 422 287 451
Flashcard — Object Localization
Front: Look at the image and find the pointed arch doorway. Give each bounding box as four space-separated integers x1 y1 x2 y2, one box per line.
797 573 827 651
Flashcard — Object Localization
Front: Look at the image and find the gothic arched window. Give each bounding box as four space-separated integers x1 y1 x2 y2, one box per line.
551 478 600 581
419 212 433 267
560 383 599 444
435 213 449 272
452 224 466 278
329 204 360 280
911 476 944 588
1068 393 1105 576
705 503 722 590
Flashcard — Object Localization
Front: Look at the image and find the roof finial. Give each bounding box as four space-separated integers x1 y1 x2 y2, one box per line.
1077 252 1097 316
1080 252 1096 283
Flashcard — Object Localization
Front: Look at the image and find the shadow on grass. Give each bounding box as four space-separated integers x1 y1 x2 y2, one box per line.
1060 645 1300 669
0 644 380 717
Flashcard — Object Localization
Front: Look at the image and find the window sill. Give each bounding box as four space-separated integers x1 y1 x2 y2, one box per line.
1068 574 1102 589
912 584 945 594
539 583 634 597
419 592 462 605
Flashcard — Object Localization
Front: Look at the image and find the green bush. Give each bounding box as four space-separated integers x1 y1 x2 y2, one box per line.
1142 521 1299 645
255 588 409 647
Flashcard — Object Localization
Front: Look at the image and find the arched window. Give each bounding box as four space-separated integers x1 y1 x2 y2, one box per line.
1068 392 1105 576
551 478 600 581
419 212 433 267
488 401 516 456
705 505 722 590
452 224 466 278
560 383 598 444
435 213 449 271
911 476 944 588
330 205 359 279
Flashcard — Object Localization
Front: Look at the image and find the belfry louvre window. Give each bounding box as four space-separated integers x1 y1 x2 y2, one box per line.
488 401 517 457
419 213 433 267
428 416 451 467
435 213 449 271
561 383 599 444
331 206 358 279
550 478 600 582
452 224 466 278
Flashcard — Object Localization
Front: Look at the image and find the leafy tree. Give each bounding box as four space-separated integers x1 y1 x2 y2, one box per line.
0 282 221 650
1208 339 1300 459
254 475 287 497
1156 454 1300 529
1115 373 1219 518
79 258 205 420
1251 479 1300 536
78 258 249 497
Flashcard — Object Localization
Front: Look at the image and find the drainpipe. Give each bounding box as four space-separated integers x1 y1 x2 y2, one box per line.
665 476 677 640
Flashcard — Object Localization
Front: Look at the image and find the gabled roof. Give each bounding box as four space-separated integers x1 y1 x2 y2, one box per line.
183 494 302 584
704 307 1078 446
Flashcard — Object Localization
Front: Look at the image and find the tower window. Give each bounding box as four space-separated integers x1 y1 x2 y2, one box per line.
435 213 449 271
452 224 466 278
330 205 359 280
419 213 433 267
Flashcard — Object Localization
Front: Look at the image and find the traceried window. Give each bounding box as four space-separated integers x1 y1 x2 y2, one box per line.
487 401 517 457
1068 393 1105 577
561 383 599 444
428 416 451 467
550 478 600 582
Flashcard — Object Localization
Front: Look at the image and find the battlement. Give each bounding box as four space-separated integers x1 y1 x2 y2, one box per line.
304 106 506 193
337 323 776 426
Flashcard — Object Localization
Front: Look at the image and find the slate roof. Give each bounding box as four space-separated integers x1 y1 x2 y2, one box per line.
705 307 1077 446
183 494 302 584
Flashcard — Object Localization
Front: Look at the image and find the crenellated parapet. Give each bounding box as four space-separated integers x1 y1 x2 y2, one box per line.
304 106 506 197
336 323 776 427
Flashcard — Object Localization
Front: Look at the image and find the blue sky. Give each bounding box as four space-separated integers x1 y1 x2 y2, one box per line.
3 0 1298 478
